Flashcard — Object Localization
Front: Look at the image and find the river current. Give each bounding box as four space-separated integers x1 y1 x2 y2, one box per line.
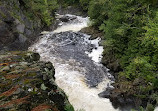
29 14 118 111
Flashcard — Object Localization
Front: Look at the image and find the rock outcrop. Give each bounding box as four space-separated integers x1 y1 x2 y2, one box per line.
80 26 104 40
0 51 74 111
0 0 45 50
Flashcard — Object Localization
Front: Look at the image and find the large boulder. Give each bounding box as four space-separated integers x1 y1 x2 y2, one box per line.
59 15 77 22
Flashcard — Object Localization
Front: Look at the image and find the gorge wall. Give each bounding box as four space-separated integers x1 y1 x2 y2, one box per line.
0 1 74 111
0 0 54 51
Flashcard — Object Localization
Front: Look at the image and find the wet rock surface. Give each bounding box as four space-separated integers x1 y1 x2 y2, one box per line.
80 26 141 110
80 27 122 73
32 31 110 87
80 26 104 40
98 87 114 98
98 77 149 111
0 51 73 111
59 15 77 22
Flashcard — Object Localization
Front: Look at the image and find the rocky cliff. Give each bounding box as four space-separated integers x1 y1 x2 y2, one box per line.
0 1 74 111
0 51 74 111
0 0 48 51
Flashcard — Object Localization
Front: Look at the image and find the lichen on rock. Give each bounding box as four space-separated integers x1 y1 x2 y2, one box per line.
0 51 74 111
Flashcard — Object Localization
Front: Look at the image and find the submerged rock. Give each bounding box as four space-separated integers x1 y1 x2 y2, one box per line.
98 87 114 98
59 15 77 22
0 51 74 111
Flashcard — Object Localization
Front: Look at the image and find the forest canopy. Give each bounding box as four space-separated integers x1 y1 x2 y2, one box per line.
88 0 158 109
18 0 58 26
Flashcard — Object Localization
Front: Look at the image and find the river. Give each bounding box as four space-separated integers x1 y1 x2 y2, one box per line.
29 14 123 111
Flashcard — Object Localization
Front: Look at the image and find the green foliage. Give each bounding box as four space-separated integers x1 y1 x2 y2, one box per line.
86 0 158 109
146 104 154 111
79 0 90 11
21 0 58 26
140 11 158 89
150 93 158 105
58 0 79 6
124 57 155 80
88 0 109 27
59 0 158 108
65 104 74 111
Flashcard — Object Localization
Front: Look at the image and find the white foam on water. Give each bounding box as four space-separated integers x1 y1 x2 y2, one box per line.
54 14 89 33
85 37 104 63
155 107 158 111
54 59 116 111
29 14 118 111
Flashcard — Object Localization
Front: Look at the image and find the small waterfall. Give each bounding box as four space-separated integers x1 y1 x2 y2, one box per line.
29 14 118 111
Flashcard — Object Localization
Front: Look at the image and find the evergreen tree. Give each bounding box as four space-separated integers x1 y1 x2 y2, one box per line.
22 0 58 26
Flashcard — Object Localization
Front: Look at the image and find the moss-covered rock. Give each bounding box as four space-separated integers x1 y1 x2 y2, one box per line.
0 51 74 111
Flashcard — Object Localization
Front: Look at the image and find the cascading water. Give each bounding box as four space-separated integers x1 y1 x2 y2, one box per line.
29 14 118 111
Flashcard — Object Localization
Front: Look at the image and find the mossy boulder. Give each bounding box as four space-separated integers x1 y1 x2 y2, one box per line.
0 51 74 111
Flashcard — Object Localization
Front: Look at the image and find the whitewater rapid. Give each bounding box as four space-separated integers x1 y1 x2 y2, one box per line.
29 14 118 111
